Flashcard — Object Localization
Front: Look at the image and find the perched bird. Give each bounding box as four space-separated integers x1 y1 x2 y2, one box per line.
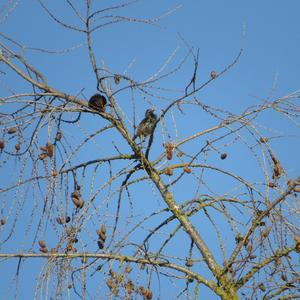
133 109 157 141
88 94 107 112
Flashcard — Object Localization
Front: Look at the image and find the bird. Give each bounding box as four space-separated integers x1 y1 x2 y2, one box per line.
133 109 157 141
88 94 107 112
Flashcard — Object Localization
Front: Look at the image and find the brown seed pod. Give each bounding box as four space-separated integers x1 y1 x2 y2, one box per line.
125 282 132 294
15 143 20 151
165 143 174 160
40 146 47 151
46 142 54 157
176 150 184 157
281 273 287 281
7 126 17 134
71 192 84 209
52 170 58 177
0 219 6 226
101 224 106 234
145 290 153 300
260 137 269 143
183 167 192 174
39 247 48 253
185 259 193 267
268 181 276 188
56 216 70 225
262 227 271 238
55 131 63 141
114 74 121 85
56 217 63 225
258 283 266 292
38 240 46 248
97 240 104 249
106 279 114 290
210 70 217 79
0 139 4 151
38 153 47 160
164 167 173 176
220 153 227 160
99 231 106 242
235 235 243 244
125 266 132 274
66 244 76 252
139 286 147 296
247 244 253 253
109 269 116 278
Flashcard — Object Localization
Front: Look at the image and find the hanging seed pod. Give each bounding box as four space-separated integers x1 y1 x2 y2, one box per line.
183 167 192 174
7 126 17 134
165 143 174 160
258 283 266 292
39 247 48 253
97 240 104 249
101 224 106 234
99 231 106 242
262 227 271 238
56 216 70 225
106 279 114 290
139 286 147 296
281 273 288 281
164 167 173 176
210 70 217 79
235 235 243 244
52 170 58 177
220 153 227 160
46 142 54 157
260 137 268 143
176 150 184 157
125 266 132 274
185 259 193 267
71 191 84 209
0 139 5 151
15 143 20 152
145 290 153 300
125 282 132 294
38 240 46 248
114 74 121 85
0 219 6 226
55 130 63 141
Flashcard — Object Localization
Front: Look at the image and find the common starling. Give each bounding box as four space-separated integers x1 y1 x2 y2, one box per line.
133 109 157 141
88 94 107 112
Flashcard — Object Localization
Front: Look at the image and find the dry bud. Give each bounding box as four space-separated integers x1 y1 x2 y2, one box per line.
38 240 46 248
7 126 17 134
97 240 104 249
164 167 173 176
185 259 193 267
55 131 63 141
114 74 121 85
183 167 192 174
0 139 4 151
125 266 132 274
210 70 218 79
220 153 227 160
165 143 174 160
101 224 106 234
15 143 20 151
46 142 54 157
52 170 58 177
0 219 6 226
260 137 269 143
39 247 48 253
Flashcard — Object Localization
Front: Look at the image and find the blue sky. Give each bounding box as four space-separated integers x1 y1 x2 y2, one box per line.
1 1 300 299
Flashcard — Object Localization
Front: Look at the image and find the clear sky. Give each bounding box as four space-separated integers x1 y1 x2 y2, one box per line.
0 1 299 299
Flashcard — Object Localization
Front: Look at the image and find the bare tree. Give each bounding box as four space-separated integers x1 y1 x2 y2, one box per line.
0 1 299 300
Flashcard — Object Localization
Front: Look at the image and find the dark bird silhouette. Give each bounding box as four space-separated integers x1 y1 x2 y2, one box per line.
88 94 107 112
133 109 157 141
